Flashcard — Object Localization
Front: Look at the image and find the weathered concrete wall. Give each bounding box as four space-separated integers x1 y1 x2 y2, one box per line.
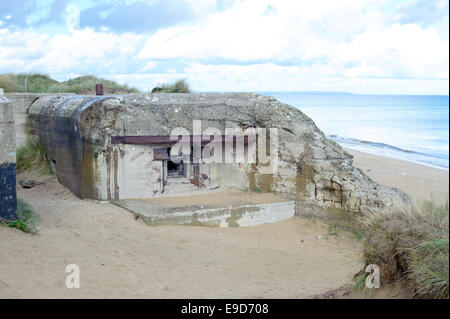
0 90 17 221
27 96 91 198
209 163 250 190
90 143 213 200
5 93 70 148
112 144 163 199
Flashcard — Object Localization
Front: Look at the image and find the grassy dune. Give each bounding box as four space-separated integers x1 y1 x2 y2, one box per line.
361 200 449 298
0 73 139 94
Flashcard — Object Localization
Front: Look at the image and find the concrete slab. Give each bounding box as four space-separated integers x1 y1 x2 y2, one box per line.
111 191 295 227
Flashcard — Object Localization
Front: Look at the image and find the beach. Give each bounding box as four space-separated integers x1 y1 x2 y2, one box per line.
267 92 449 171
347 149 449 205
0 150 448 298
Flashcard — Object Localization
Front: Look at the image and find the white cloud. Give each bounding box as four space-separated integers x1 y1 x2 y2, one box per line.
185 0 218 16
183 62 449 94
136 0 449 88
101 62 450 94
136 0 380 61
0 28 143 76
331 23 449 79
0 0 448 94
142 60 157 71
0 29 49 61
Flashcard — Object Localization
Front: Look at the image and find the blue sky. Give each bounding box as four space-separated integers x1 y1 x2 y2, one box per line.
0 0 448 94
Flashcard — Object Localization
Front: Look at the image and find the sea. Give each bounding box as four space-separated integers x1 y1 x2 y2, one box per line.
259 92 449 170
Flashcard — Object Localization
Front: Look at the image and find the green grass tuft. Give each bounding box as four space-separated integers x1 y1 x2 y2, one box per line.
351 272 369 293
328 222 365 240
151 79 191 93
253 186 262 193
1 199 39 234
16 138 53 175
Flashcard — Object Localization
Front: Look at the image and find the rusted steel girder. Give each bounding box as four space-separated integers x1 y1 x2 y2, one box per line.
110 135 256 145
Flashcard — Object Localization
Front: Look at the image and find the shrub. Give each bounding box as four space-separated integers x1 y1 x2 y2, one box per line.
360 200 449 298
0 74 18 92
16 138 53 175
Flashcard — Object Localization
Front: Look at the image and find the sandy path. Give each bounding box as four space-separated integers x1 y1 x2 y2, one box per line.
0 173 362 298
347 149 449 205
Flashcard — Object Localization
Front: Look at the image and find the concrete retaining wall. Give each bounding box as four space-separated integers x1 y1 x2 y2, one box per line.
5 93 70 148
29 101 84 198
0 90 17 221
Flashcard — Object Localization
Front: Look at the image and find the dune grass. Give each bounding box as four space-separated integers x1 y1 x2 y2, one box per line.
16 138 53 175
360 199 449 298
151 79 191 93
0 73 139 94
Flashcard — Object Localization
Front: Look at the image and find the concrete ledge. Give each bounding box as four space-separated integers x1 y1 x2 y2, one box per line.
112 198 295 227
5 93 71 148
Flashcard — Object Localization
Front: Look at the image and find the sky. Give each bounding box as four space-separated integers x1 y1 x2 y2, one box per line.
0 0 448 94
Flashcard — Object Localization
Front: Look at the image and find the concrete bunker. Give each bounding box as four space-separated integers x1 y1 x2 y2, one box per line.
26 94 259 201
25 92 410 222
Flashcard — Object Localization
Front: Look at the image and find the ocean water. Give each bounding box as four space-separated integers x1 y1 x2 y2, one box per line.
260 92 449 170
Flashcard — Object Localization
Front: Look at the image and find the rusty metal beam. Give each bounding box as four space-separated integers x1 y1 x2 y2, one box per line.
153 148 169 160
111 135 256 145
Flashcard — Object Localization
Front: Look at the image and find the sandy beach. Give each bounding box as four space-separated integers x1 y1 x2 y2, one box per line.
0 150 448 298
346 149 449 205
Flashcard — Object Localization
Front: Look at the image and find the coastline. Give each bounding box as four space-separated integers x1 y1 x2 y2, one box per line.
346 148 449 205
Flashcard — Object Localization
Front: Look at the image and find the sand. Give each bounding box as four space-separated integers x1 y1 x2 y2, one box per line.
346 149 449 205
1 172 362 298
1 150 447 298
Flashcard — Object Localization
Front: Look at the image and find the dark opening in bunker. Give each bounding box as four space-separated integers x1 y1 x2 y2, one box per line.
168 160 184 177
167 146 186 178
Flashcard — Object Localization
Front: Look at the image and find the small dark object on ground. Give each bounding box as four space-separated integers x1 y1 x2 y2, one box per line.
19 180 43 189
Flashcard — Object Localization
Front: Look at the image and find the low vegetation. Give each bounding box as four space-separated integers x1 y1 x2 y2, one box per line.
0 199 39 234
360 200 449 298
151 79 191 93
0 73 139 94
16 138 53 175
327 222 365 241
